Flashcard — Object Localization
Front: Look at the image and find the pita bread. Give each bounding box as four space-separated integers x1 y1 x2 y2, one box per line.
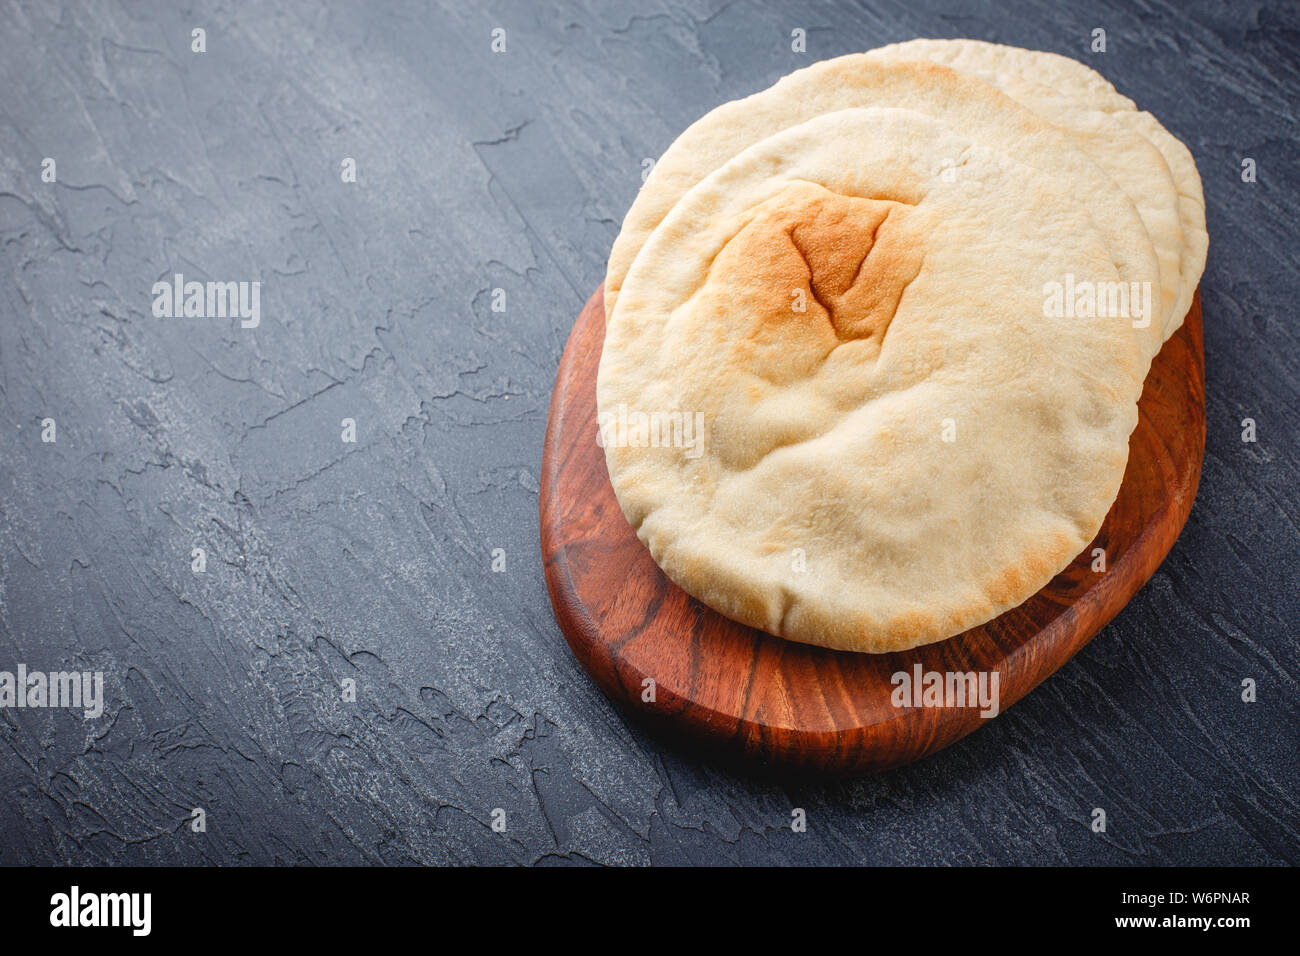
598 107 1158 652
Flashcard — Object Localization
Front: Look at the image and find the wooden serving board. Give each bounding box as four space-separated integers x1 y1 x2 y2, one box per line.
540 285 1204 773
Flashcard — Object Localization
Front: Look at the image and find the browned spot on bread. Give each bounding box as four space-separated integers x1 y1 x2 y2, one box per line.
711 180 923 352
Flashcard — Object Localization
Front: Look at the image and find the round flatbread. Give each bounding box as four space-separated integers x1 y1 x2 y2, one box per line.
598 107 1157 653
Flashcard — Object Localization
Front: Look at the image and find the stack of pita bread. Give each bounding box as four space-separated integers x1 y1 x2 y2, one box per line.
597 40 1207 653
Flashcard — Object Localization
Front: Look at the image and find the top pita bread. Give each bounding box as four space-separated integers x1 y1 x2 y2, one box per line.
597 43 1205 653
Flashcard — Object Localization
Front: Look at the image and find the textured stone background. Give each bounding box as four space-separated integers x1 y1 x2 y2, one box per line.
0 0 1296 865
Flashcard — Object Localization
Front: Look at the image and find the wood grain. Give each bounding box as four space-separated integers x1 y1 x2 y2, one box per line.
541 285 1205 773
